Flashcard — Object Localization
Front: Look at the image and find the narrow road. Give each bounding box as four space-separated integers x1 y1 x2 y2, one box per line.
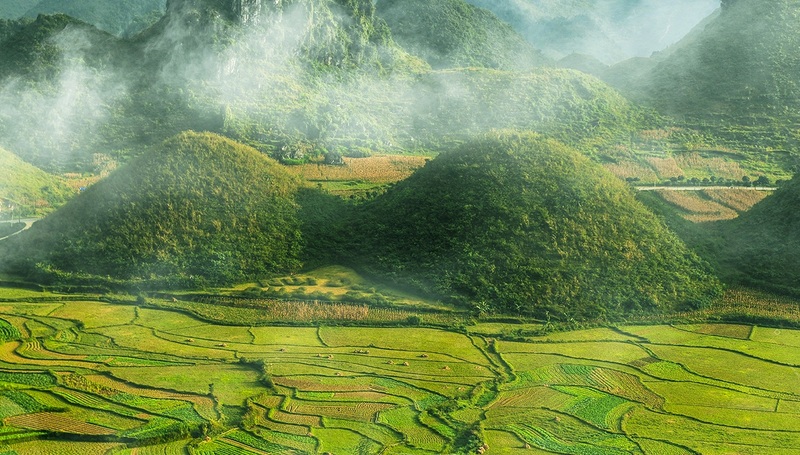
0 218 38 242
635 186 777 191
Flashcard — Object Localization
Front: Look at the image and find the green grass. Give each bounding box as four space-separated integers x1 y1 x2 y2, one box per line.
624 406 800 451
48 302 136 328
319 327 490 365
645 381 778 412
109 364 263 406
314 427 374 454
2 441 123 454
0 287 58 300
378 406 448 452
647 344 800 395
501 340 653 367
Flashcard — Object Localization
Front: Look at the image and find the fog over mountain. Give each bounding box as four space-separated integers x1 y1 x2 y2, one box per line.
464 0 720 64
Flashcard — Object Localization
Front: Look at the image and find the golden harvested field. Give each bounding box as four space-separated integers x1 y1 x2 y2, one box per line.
645 157 685 179
653 188 773 222
285 155 428 183
675 153 746 180
603 160 659 181
656 190 739 221
6 412 117 435
702 188 771 211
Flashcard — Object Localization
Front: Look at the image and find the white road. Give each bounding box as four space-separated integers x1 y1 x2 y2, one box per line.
0 218 38 242
635 186 777 191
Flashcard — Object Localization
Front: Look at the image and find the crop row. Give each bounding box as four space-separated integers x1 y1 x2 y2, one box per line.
378 406 447 452
5 412 116 436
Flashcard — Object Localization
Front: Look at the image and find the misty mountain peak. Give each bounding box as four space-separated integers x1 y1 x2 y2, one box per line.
166 0 271 24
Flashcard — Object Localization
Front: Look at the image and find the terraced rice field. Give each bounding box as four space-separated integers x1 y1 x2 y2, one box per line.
0 287 799 453
651 188 772 222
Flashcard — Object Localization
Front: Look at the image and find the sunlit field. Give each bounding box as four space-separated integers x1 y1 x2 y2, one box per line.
0 286 798 454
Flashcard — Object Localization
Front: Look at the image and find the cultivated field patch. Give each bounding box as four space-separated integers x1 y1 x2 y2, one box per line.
0 290 798 453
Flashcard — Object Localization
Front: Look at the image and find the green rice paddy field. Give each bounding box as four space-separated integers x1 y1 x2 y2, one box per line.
0 288 798 454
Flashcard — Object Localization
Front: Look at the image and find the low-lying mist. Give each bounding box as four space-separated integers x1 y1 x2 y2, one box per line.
0 0 644 173
464 0 720 64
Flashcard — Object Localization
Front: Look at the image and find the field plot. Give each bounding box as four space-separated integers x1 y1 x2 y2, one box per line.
0 287 800 453
655 190 738 222
648 188 772 222
285 155 428 197
487 321 800 455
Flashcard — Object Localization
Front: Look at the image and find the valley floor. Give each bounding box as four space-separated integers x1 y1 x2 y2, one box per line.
0 287 798 454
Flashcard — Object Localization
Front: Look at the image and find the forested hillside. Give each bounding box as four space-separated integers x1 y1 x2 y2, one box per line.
376 0 549 70
634 0 800 117
349 132 722 317
0 0 645 174
717 175 800 294
21 0 165 36
1 132 302 287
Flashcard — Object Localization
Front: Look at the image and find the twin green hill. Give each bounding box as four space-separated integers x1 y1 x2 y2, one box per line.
1 0 797 318
4 132 722 319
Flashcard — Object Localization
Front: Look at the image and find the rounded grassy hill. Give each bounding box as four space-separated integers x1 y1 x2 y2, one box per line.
350 132 722 318
717 176 800 294
0 147 73 215
3 132 302 286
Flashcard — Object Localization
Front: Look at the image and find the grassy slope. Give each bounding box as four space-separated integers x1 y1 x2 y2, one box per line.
2 132 302 286
716 174 800 294
639 0 800 117
376 0 549 70
0 147 73 214
22 0 165 36
348 132 722 318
